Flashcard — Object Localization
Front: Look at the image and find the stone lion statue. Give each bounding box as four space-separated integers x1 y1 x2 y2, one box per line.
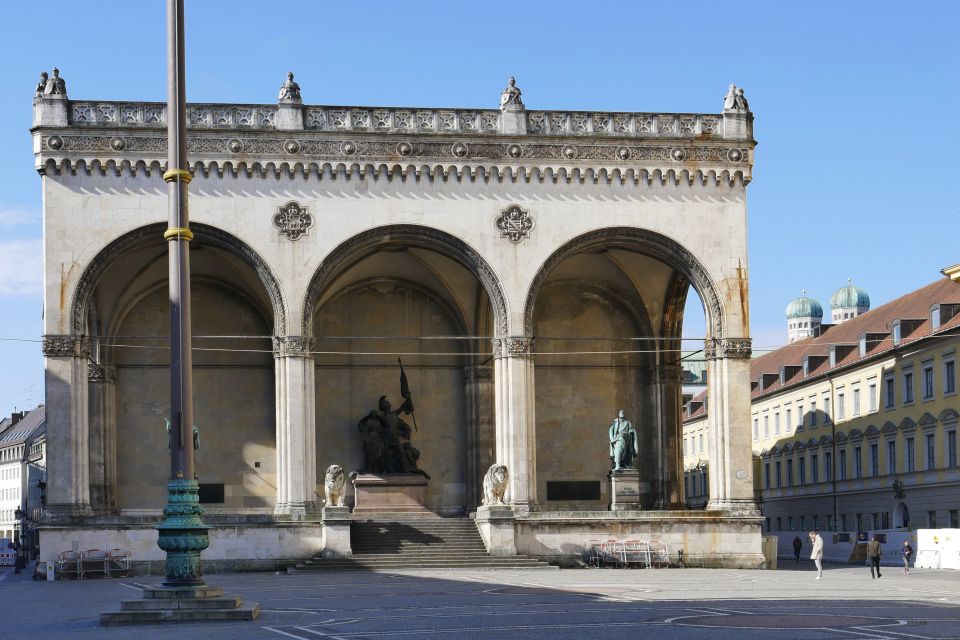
482 463 509 505
324 464 346 507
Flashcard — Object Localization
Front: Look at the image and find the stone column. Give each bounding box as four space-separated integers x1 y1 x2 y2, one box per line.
88 363 117 513
658 362 685 509
42 335 93 519
464 366 494 510
273 337 317 518
493 337 537 513
705 338 757 512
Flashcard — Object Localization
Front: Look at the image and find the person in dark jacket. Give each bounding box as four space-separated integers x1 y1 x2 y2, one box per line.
902 540 914 575
792 536 803 563
866 536 882 579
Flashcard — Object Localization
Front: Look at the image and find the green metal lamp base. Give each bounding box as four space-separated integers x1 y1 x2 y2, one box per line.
156 477 210 587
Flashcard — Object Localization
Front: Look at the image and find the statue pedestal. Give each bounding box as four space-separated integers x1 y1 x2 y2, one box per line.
320 506 352 558
609 469 642 511
475 505 516 556
352 474 430 514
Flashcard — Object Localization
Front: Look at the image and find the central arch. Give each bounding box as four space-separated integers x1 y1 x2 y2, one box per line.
301 225 509 339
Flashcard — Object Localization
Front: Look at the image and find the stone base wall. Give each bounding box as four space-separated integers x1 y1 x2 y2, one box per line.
515 511 765 568
39 521 324 570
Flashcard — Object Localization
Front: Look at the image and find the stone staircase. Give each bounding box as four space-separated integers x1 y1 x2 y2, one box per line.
294 516 553 571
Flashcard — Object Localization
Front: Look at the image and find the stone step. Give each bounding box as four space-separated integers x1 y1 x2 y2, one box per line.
120 596 242 611
304 554 499 563
100 605 260 626
295 560 549 571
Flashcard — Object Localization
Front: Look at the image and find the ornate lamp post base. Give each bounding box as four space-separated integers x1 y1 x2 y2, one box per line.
156 478 209 588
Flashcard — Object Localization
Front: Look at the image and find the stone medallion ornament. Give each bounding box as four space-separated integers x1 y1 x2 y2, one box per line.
273 200 314 241
495 204 535 243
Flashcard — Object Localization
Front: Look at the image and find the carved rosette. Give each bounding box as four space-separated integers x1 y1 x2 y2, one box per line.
492 336 535 359
273 200 314 241
704 337 752 360
42 334 90 358
273 336 313 357
495 204 535 244
156 478 210 586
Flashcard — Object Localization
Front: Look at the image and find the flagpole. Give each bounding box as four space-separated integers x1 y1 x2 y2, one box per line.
156 0 209 588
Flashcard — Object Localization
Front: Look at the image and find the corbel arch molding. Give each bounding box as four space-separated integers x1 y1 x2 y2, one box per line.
71 222 287 336
523 227 726 339
301 224 509 339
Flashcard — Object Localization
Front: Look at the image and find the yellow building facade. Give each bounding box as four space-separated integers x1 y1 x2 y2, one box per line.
684 271 960 532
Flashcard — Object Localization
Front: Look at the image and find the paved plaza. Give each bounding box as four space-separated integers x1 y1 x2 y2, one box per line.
4 563 960 639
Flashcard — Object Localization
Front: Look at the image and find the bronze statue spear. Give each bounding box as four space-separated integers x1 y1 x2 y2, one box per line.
398 357 418 431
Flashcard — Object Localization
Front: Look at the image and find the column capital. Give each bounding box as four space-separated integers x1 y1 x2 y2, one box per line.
88 363 117 384
704 337 752 360
42 334 90 358
492 336 535 359
272 335 313 357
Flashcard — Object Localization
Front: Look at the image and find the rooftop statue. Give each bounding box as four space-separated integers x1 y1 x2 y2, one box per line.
44 68 67 97
609 409 639 471
278 71 302 103
724 83 749 112
734 87 749 111
35 72 49 97
499 76 523 110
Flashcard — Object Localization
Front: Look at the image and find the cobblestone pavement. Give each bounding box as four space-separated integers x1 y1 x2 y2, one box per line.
4 563 960 639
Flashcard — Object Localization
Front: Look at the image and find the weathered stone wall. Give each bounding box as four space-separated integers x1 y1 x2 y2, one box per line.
313 283 468 512
113 282 276 510
533 283 654 509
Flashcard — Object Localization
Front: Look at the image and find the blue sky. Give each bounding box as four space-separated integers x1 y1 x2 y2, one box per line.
0 1 957 412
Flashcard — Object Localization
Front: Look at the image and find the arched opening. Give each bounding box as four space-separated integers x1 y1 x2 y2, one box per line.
894 501 910 529
74 225 283 513
305 226 506 513
526 228 723 510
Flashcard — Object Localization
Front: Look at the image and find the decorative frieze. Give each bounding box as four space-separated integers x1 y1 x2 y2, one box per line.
60 101 742 142
40 133 750 166
42 334 90 358
704 337 752 360
495 205 535 244
88 363 117 384
272 336 313 357
492 337 535 359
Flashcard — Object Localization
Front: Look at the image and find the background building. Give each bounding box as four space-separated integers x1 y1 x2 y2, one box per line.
684 267 960 536
0 406 45 556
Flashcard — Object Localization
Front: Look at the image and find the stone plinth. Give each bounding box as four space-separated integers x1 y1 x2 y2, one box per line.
100 584 259 626
475 505 517 556
320 506 352 558
352 474 430 514
609 469 642 511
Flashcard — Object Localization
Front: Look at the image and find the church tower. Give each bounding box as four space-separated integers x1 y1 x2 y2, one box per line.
786 291 823 343
830 279 870 324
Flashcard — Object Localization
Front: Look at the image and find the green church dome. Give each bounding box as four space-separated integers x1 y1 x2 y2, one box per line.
831 279 870 310
786 291 823 319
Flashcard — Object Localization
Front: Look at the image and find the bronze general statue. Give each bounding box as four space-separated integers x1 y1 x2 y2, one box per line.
356 360 429 478
609 409 638 470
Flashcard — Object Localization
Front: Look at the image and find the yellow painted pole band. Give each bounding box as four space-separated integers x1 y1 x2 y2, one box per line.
164 227 194 241
163 168 193 184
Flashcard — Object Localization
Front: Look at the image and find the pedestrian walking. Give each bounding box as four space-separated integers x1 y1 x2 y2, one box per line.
902 540 914 575
866 535 882 579
792 536 803 563
809 530 824 579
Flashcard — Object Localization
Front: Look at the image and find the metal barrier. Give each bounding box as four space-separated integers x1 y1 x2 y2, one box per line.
55 549 130 579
